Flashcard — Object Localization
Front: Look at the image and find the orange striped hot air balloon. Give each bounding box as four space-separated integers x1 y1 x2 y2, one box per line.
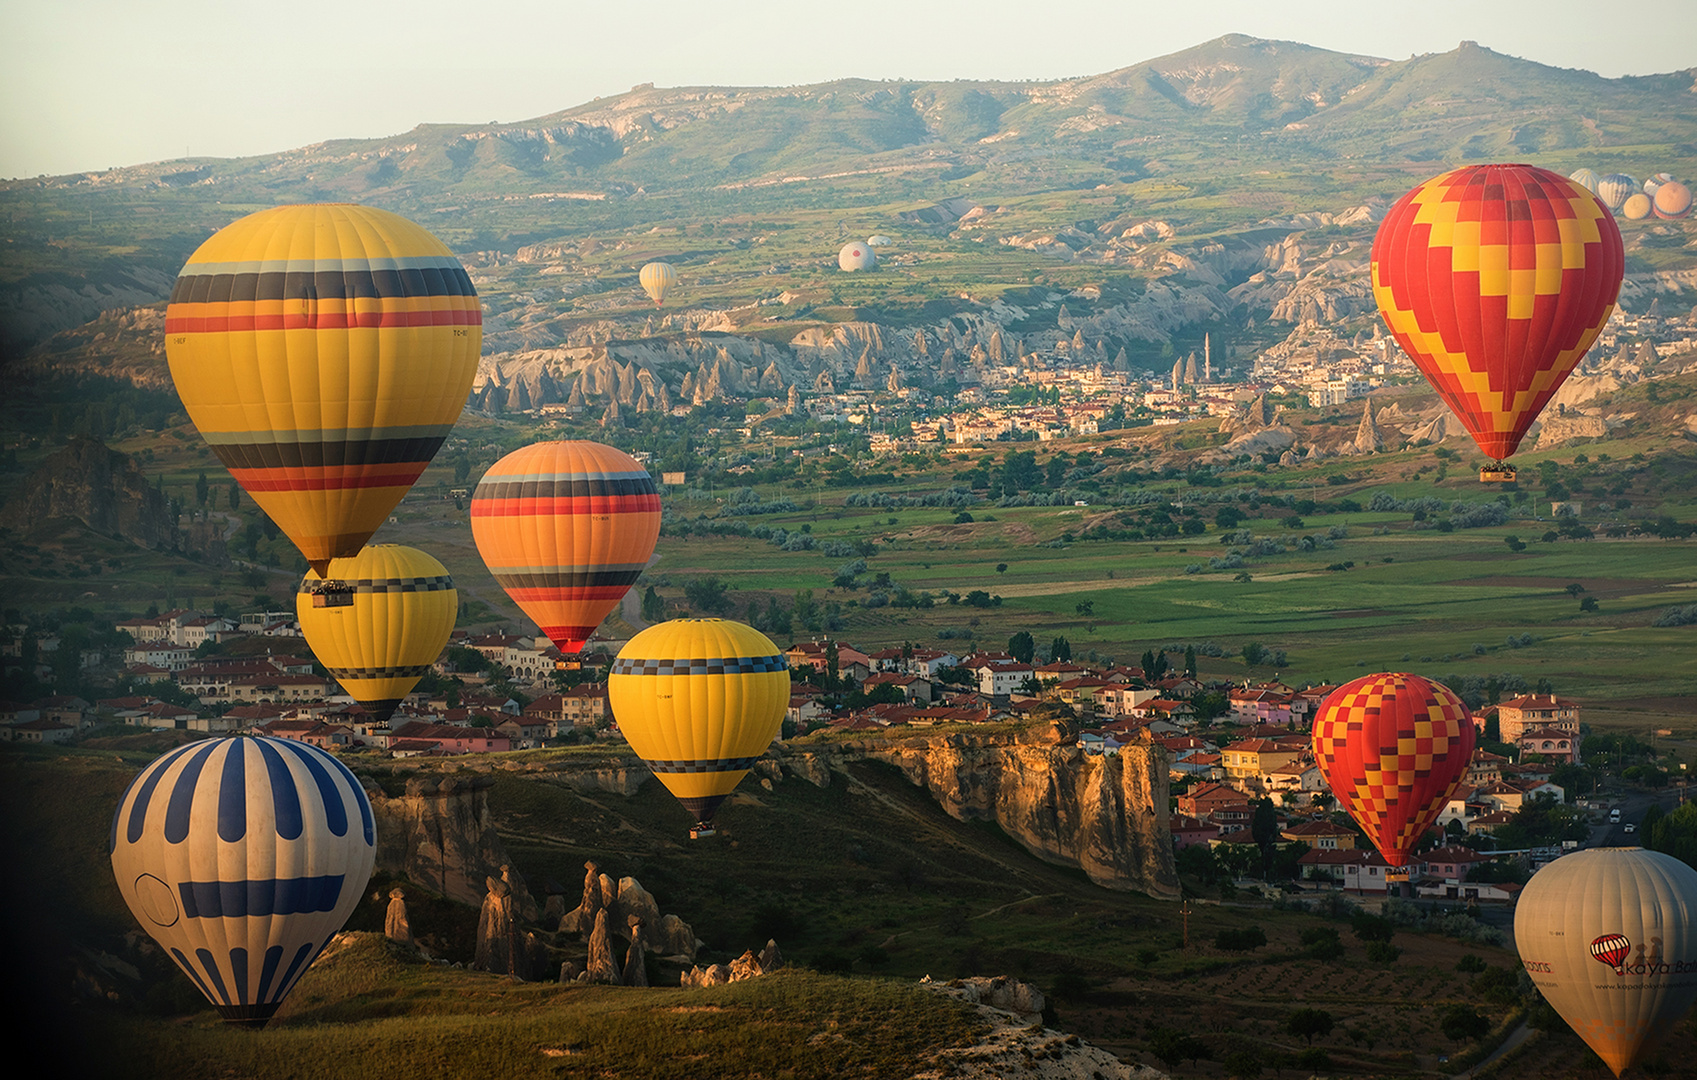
470 441 660 653
1311 673 1476 867
1371 164 1624 465
165 204 481 575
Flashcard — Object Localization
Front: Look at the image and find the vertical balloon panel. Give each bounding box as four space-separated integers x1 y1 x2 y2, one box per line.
110 737 376 1026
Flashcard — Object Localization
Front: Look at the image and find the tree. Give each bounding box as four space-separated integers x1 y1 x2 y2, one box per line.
683 576 730 614
194 472 209 507
1287 1008 1336 1046
640 585 666 624
228 482 241 510
1565 583 1586 596
1504 535 1526 552
1049 636 1071 662
1147 1027 1210 1070
1075 600 1094 616
1184 644 1197 677
995 562 1008 574
1440 1004 1491 1043
1006 631 1035 664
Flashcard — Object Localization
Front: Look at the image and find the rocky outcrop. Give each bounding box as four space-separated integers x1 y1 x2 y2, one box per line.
920 976 1167 1080
1534 409 1611 450
367 773 537 915
384 888 412 947
766 724 1177 899
9 437 175 547
559 860 701 959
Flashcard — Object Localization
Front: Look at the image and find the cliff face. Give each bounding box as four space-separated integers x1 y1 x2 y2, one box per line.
367 773 535 916
11 437 175 546
769 723 1179 900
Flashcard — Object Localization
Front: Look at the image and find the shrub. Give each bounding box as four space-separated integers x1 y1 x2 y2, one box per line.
1214 926 1268 952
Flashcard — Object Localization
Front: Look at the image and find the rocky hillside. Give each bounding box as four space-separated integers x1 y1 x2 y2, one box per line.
8 437 177 548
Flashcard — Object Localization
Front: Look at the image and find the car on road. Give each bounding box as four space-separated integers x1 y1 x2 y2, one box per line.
1625 823 1637 833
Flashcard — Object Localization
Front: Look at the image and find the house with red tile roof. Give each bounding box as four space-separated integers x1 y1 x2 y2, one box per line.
1280 819 1357 850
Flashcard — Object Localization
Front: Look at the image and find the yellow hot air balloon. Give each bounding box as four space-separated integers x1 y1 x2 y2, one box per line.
297 544 457 723
639 262 677 306
1515 848 1697 1077
608 619 789 837
165 204 482 576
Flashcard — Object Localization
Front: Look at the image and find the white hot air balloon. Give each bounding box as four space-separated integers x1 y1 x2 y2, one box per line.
1515 847 1697 1077
110 736 377 1027
838 242 876 271
1596 174 1638 213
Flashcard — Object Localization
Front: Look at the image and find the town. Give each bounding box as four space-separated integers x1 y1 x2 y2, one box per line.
6 600 1660 908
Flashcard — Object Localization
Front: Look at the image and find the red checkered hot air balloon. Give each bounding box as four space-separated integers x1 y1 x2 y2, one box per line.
1371 164 1624 464
1312 673 1476 867
470 441 660 653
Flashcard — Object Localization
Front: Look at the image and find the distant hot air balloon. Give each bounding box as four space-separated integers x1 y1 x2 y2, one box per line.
1569 167 1600 193
1515 848 1697 1077
1596 173 1638 213
165 204 481 576
470 441 660 653
1371 164 1624 466
608 619 789 836
1654 180 1693 220
1623 193 1654 220
866 235 892 246
110 736 376 1027
639 262 677 306
1311 672 1476 867
838 242 876 271
1643 172 1673 199
297 544 457 723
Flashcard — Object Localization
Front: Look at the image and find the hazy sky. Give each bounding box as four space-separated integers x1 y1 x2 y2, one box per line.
2 0 1692 179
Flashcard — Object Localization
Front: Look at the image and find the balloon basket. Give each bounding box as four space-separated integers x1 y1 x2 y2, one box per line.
689 826 717 840
1479 464 1517 483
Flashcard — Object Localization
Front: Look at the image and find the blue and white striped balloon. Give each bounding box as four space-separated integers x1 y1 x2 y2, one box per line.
109 736 376 1026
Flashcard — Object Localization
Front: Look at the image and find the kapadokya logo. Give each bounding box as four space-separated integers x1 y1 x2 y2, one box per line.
1591 933 1632 968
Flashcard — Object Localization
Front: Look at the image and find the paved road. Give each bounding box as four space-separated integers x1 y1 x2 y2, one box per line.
1450 1020 1534 1080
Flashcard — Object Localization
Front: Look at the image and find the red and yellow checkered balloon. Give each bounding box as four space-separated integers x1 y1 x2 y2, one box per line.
1372 164 1623 462
1312 673 1476 866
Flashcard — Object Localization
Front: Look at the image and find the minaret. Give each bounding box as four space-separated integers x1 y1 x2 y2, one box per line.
1204 334 1212 382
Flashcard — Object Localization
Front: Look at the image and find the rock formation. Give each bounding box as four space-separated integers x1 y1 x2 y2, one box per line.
559 860 700 960
764 724 1177 899
384 888 412 947
585 910 621 984
10 437 177 549
622 917 650 987
922 975 1164 1080
367 773 537 916
1350 400 1383 453
474 874 528 979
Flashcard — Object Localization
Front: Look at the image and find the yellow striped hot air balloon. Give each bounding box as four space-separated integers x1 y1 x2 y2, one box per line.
297 544 457 722
608 619 789 836
165 204 481 576
639 261 677 306
470 441 660 653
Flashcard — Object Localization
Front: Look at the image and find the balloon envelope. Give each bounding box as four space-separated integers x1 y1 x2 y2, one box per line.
1311 672 1475 866
165 204 481 575
639 262 677 306
608 619 789 829
470 441 660 653
838 242 876 271
1371 163 1624 462
1515 848 1697 1077
1623 193 1654 220
1654 180 1693 220
1569 168 1600 193
110 736 376 1026
297 544 457 723
1596 174 1638 212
